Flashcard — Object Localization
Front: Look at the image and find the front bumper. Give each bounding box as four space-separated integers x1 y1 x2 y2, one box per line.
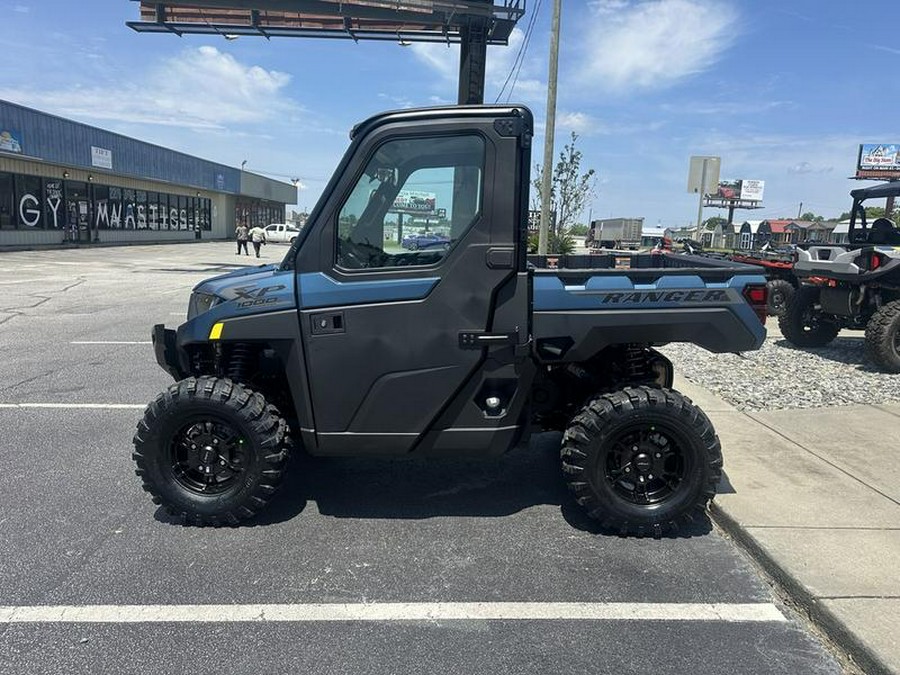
152 324 187 381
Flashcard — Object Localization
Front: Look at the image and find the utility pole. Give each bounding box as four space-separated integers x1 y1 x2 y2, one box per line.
538 0 562 255
797 202 802 219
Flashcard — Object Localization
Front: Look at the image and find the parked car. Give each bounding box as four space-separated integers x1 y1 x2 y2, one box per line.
264 223 301 244
401 232 450 250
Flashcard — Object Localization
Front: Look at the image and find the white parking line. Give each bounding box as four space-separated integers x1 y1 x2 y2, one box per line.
69 341 152 345
0 602 786 624
0 403 145 409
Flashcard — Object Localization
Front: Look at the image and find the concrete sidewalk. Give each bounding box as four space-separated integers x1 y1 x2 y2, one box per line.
674 375 900 675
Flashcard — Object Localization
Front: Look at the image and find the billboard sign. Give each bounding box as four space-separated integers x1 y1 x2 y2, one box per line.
739 179 765 201
391 190 436 215
91 145 113 169
0 128 23 153
714 179 765 202
857 143 900 178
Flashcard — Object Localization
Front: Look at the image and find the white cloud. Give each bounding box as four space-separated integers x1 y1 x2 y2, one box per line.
558 111 597 134
589 0 630 14
789 161 834 174
0 46 300 130
553 110 665 136
13 5 29 13
580 0 739 91
411 27 546 103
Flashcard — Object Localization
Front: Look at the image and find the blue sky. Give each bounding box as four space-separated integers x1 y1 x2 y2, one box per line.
2 0 899 226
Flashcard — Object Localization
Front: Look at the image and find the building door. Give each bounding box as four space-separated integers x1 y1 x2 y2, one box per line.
65 181 91 243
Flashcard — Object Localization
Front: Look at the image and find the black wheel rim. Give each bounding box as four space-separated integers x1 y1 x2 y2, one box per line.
169 416 247 495
602 424 687 505
771 290 785 310
802 303 826 333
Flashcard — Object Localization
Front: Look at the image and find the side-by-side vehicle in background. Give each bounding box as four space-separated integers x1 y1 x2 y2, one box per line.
781 182 900 372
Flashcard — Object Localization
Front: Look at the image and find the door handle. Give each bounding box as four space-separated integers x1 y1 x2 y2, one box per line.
310 311 345 335
458 330 518 349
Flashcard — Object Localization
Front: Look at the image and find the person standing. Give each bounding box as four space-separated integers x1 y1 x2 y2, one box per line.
235 222 249 256
248 224 267 258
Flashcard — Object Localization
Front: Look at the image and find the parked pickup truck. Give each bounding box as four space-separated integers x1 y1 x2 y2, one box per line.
264 222 301 244
135 105 767 536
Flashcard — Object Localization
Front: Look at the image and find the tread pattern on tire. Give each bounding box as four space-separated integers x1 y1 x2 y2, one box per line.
778 285 840 347
132 376 291 526
865 299 900 373
766 278 794 317
560 386 722 538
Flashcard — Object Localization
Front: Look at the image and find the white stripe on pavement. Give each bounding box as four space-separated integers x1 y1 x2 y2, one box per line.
0 603 786 624
70 341 152 345
0 403 145 410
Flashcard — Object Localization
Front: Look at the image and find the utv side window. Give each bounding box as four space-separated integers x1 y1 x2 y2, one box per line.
336 134 485 270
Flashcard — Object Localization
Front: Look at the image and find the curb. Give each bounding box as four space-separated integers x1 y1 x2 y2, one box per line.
710 501 893 675
0 239 222 253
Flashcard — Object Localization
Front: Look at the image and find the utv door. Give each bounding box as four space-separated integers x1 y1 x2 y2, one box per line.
294 108 534 456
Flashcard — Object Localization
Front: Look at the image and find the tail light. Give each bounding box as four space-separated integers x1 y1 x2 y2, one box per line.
742 283 768 325
860 251 883 271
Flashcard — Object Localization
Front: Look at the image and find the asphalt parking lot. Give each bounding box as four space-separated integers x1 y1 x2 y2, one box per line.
0 242 848 674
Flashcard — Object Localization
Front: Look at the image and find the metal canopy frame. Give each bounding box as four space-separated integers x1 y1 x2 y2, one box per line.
126 1 524 45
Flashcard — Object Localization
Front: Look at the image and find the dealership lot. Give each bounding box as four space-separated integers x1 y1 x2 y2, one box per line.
0 243 847 674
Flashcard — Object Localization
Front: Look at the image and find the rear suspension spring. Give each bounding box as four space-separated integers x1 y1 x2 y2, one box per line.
623 345 652 382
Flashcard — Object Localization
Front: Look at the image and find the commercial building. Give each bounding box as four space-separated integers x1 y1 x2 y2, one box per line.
0 99 296 247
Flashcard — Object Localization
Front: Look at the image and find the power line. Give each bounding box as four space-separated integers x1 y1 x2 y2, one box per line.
243 166 328 182
494 0 542 103
507 0 542 103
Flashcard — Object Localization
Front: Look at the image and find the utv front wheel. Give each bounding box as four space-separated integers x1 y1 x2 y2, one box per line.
133 377 290 525
561 387 721 537
865 300 900 373
778 285 839 347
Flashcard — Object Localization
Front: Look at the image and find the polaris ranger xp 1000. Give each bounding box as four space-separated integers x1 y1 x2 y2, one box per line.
135 106 769 536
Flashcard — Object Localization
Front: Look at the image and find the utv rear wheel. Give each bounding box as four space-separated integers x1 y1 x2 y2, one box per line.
133 377 290 525
865 300 900 373
778 285 839 347
561 386 722 537
766 279 794 317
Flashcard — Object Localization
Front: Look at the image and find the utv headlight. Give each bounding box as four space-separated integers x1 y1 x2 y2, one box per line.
187 292 220 320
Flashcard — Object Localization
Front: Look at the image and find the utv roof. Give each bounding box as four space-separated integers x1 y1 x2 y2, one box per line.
850 180 900 200
350 105 533 140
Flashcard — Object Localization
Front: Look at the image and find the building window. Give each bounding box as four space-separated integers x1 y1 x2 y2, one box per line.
15 175 44 228
135 191 147 229
45 179 64 229
0 172 13 229
93 185 111 229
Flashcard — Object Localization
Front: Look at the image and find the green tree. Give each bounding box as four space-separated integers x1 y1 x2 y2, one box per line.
532 132 597 239
568 223 590 236
527 231 576 255
799 211 824 222
836 206 888 221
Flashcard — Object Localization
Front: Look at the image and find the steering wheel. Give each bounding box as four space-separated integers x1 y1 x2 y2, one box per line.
338 237 372 269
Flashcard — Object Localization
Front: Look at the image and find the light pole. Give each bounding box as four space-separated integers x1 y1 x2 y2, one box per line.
240 160 247 172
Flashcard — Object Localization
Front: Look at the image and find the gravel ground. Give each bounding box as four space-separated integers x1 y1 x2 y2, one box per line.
661 327 900 411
